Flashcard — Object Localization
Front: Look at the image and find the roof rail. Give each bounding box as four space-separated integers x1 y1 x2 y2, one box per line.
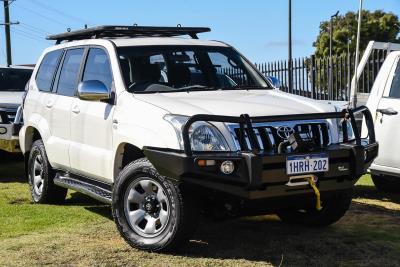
47 25 211 44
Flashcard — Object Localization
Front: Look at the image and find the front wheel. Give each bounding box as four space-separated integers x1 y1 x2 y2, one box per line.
112 158 199 252
371 174 400 193
277 190 352 227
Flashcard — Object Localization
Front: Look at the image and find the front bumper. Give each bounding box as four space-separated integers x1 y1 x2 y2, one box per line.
0 123 21 153
144 140 378 200
0 106 23 153
145 106 378 200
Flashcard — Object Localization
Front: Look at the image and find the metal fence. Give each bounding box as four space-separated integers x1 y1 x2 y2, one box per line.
256 49 389 101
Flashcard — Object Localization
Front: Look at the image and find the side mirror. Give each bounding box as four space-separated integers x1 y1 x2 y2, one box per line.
77 80 110 101
267 76 281 89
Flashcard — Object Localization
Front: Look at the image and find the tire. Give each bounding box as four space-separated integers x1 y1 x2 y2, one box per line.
28 139 67 204
277 190 352 227
112 158 199 252
371 174 400 193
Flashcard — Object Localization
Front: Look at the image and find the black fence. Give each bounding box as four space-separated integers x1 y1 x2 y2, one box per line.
256 50 389 101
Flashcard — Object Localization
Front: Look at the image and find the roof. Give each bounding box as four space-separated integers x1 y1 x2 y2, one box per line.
0 65 34 70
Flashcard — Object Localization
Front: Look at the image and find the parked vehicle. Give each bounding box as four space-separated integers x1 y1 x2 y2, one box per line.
0 66 33 153
364 51 400 192
20 25 378 252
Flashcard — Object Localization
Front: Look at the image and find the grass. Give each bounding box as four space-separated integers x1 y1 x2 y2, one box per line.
1 159 400 267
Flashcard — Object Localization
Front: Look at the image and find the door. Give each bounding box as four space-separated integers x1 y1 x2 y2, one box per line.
374 56 400 169
46 48 85 170
69 47 115 182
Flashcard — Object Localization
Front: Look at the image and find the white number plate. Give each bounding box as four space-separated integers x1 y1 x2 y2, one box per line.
286 153 329 175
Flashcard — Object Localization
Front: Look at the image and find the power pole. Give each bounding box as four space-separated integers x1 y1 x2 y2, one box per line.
1 0 18 66
288 0 293 94
328 11 339 100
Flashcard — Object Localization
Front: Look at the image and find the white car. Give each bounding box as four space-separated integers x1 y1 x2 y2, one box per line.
19 25 378 252
364 51 400 192
0 66 33 153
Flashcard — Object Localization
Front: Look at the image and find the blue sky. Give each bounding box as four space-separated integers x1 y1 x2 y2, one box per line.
1 0 399 66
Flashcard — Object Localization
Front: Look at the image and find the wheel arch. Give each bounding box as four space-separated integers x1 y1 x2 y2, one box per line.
114 142 145 180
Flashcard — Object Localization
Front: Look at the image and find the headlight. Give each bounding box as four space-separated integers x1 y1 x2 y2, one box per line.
164 115 229 151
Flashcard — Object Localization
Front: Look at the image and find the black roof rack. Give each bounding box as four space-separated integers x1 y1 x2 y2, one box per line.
47 25 211 44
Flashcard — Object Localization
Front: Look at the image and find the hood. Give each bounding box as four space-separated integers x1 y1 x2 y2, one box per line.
0 91 23 107
134 89 336 117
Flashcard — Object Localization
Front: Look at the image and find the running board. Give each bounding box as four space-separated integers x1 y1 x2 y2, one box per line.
54 174 112 204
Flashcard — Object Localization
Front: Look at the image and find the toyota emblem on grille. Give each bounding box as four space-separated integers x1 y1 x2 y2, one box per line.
277 126 295 139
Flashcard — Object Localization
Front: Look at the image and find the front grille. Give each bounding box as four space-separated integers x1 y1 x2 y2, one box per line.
0 108 17 123
229 121 331 152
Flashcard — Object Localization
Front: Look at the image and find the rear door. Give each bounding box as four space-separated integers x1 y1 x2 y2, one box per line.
69 47 115 182
30 49 63 165
46 47 85 170
374 55 400 170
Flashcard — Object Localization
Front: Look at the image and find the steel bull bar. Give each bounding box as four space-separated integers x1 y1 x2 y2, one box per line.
182 105 376 156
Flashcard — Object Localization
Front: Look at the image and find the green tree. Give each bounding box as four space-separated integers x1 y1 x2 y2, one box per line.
314 10 400 57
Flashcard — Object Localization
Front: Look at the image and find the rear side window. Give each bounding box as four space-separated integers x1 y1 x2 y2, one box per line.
82 48 113 90
35 50 63 92
56 48 85 97
389 60 400 98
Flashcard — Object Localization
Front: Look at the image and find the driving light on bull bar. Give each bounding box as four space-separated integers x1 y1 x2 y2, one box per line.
0 127 7 135
197 159 216 167
220 161 235 175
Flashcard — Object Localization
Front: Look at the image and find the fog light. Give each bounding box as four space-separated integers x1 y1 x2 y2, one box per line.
220 161 234 174
0 127 6 135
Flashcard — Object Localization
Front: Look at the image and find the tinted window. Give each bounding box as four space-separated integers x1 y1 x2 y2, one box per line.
0 68 33 92
57 48 84 97
82 48 113 90
389 61 400 98
35 50 62 92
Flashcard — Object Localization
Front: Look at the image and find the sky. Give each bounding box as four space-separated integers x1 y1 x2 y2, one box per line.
0 0 399 66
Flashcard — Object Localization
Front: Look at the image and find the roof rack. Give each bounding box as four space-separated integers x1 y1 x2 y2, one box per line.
47 25 211 44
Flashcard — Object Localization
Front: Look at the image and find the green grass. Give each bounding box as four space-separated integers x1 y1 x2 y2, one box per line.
1 161 400 266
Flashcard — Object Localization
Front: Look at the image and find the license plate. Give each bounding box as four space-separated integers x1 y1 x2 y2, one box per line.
286 153 329 175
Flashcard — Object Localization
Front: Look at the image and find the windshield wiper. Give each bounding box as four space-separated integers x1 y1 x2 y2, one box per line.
172 85 217 93
223 85 271 90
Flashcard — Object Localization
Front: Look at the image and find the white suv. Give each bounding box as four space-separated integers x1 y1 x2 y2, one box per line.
20 26 378 252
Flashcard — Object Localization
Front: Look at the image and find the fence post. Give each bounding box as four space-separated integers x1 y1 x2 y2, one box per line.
310 55 316 99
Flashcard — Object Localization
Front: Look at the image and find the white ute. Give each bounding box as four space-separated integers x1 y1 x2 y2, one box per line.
364 50 400 192
19 26 378 252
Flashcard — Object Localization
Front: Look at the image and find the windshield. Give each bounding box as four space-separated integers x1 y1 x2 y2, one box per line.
0 68 33 92
117 46 271 93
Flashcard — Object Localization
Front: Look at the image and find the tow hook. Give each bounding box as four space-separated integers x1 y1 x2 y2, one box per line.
306 175 322 211
287 174 322 210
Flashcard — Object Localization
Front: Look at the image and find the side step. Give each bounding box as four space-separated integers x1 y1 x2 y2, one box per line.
54 174 112 204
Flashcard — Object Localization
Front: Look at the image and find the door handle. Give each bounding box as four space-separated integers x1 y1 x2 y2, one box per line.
377 108 398 116
72 105 80 114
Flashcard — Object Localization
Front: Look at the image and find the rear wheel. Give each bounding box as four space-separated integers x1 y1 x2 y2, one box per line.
277 190 352 227
28 140 67 204
371 174 400 193
112 158 199 252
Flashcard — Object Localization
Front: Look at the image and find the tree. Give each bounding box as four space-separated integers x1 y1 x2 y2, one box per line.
313 10 400 57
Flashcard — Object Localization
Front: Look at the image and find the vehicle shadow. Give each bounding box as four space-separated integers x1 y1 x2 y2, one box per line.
0 155 25 183
353 184 400 206
67 191 113 220
176 201 400 265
